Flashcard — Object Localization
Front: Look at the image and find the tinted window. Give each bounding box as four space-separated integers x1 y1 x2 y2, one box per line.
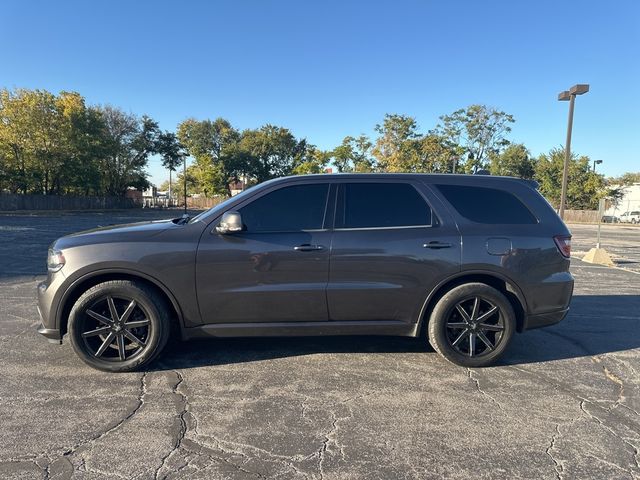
240 184 329 232
436 184 537 224
338 183 432 228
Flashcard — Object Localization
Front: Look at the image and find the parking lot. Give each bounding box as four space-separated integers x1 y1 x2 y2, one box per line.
1 210 639 479
570 223 640 273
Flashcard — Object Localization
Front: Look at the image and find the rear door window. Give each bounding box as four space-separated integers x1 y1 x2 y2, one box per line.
435 184 537 224
337 183 433 228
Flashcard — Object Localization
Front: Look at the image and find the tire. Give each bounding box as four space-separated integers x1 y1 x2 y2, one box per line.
68 280 171 372
428 283 515 368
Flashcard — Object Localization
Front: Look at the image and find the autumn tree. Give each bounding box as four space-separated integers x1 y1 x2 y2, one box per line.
372 114 423 172
0 89 107 194
418 134 459 173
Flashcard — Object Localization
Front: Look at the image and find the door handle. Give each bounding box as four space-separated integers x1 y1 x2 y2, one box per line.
423 241 452 249
294 244 324 252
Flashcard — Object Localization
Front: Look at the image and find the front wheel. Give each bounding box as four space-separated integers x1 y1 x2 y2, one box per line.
68 280 170 372
428 283 515 367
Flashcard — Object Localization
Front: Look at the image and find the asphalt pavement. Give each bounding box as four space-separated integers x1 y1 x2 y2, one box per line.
0 211 638 479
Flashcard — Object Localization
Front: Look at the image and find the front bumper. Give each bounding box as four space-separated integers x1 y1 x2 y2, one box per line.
37 323 62 344
37 279 64 344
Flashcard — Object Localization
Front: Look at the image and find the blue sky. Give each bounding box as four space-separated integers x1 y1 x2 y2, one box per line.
2 0 639 186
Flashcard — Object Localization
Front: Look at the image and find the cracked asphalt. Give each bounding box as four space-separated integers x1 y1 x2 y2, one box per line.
0 211 639 479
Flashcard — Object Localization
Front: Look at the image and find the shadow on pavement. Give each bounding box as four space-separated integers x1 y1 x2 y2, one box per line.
504 294 640 365
153 335 431 371
150 294 640 371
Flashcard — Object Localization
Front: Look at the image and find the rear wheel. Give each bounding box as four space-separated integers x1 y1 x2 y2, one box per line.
68 280 170 372
428 283 515 367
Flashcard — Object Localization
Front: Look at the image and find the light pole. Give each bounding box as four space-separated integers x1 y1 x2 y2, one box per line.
593 159 603 172
182 152 188 215
557 84 589 219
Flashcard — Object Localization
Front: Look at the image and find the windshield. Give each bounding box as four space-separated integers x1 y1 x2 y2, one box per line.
188 182 265 224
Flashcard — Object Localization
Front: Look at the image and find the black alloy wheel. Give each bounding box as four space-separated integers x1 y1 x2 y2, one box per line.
80 295 151 361
445 296 505 357
428 283 516 367
68 280 170 372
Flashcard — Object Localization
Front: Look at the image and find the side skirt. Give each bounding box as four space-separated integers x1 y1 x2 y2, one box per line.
182 320 419 341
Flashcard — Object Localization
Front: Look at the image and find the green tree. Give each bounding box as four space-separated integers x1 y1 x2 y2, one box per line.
604 186 625 211
58 96 105 195
436 105 515 173
96 106 159 195
175 165 200 197
157 131 183 200
332 135 375 172
291 145 330 175
489 143 536 179
238 125 306 182
177 118 239 196
535 148 605 209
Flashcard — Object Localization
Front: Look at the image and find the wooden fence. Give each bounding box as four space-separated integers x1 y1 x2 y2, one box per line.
563 209 599 223
0 194 138 211
0 193 603 223
185 196 227 209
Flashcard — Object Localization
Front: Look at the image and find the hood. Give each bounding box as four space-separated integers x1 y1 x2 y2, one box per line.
54 218 178 249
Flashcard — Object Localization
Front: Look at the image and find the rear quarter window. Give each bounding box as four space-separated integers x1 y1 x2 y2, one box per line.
435 184 538 224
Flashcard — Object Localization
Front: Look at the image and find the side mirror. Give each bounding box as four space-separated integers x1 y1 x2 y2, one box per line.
215 211 243 234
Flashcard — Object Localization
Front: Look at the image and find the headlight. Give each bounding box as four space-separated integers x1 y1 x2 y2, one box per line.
47 248 66 272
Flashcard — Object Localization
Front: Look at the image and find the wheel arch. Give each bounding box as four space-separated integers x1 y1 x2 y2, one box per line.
56 269 184 338
417 271 528 335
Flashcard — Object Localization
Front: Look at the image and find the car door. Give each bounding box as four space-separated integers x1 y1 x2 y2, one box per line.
195 181 333 324
327 180 461 324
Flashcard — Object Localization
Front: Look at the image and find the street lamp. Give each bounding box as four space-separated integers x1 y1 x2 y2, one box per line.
593 159 603 172
557 84 589 219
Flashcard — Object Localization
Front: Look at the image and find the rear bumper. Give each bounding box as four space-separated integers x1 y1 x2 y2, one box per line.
521 270 574 331
523 307 569 330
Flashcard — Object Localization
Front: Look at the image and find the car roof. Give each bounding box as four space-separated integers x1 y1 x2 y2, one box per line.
274 173 538 189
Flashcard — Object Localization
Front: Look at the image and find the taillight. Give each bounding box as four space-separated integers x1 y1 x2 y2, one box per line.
553 235 571 258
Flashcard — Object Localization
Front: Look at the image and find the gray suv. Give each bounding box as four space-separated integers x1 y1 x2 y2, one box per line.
37 174 574 372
